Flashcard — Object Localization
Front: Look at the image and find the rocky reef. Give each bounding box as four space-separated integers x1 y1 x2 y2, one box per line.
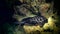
1 0 60 34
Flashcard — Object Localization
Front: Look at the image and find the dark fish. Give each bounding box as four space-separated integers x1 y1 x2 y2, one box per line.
20 16 48 27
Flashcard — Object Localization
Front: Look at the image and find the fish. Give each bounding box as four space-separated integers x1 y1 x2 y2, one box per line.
20 16 48 27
